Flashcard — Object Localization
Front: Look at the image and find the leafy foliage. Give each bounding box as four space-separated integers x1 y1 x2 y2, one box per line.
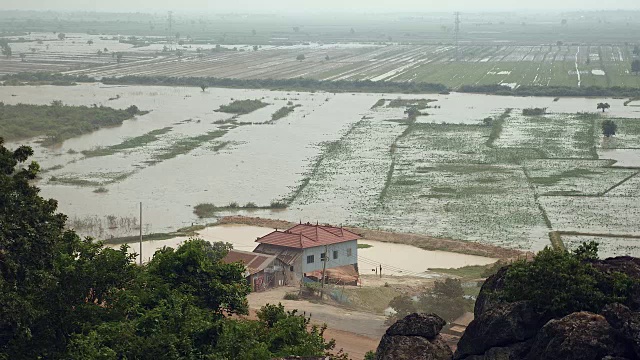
387 278 470 324
602 119 618 137
631 60 640 75
0 139 346 359
215 99 269 114
597 102 611 112
498 243 636 317
522 107 547 116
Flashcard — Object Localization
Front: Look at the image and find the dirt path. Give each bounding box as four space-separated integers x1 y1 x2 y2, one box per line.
247 286 384 359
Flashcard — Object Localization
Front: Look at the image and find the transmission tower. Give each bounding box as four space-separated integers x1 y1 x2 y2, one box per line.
167 11 173 50
454 12 461 62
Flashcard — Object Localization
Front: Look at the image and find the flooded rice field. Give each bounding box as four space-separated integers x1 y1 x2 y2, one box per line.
3 83 640 254
109 224 497 273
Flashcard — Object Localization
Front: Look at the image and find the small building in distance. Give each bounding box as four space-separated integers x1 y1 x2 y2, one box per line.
221 249 288 292
253 222 360 285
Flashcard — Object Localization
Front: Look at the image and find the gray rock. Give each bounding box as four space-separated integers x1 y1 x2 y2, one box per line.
376 313 452 360
525 312 632 360
386 313 447 339
455 301 547 359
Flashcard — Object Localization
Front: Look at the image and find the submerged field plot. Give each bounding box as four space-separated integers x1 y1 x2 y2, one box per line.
3 84 640 255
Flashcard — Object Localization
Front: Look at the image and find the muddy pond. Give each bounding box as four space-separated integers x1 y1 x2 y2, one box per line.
109 224 497 274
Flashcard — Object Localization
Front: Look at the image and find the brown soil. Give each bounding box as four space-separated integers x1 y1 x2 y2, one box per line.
216 215 526 259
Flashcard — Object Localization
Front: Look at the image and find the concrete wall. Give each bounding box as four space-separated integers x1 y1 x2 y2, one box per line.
302 240 358 273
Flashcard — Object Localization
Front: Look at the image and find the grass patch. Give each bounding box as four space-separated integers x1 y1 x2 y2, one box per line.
0 102 147 146
269 105 300 122
529 168 602 186
215 99 269 114
194 201 288 218
93 187 108 193
153 130 227 161
386 98 437 110
486 108 512 147
522 108 547 116
82 127 173 158
371 99 386 109
429 263 497 280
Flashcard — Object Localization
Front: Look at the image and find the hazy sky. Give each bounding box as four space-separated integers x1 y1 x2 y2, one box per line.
4 0 640 13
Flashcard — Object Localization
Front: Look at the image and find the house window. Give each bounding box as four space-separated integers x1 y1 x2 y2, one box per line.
333 250 339 260
320 252 326 261
289 266 294 272
307 255 314 264
347 248 352 257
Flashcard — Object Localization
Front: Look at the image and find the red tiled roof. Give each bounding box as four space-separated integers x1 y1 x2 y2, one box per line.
222 249 277 275
256 223 360 249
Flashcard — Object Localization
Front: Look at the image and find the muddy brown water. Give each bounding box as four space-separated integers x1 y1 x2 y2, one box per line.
2 84 638 251
109 224 497 272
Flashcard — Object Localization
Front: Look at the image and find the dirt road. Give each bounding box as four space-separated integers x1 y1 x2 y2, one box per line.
247 286 385 359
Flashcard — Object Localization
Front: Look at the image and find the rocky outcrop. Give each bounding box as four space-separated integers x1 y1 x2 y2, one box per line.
376 313 453 360
454 301 548 359
473 266 509 318
375 257 640 360
525 312 633 360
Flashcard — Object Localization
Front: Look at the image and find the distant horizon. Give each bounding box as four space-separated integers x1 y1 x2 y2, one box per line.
2 0 640 14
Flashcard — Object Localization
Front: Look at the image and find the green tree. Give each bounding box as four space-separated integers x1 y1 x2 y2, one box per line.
200 84 208 92
632 59 640 75
418 278 468 322
0 138 138 358
57 33 66 40
597 102 611 112
388 295 417 318
498 243 635 317
602 119 618 137
296 54 305 61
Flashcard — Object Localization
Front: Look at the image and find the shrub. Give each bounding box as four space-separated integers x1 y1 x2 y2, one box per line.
602 119 617 137
497 242 636 317
522 107 547 116
283 292 300 300
269 201 288 209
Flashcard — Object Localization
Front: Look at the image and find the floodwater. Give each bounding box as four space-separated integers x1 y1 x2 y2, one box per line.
3 83 640 250
110 224 497 273
599 149 640 167
108 224 272 263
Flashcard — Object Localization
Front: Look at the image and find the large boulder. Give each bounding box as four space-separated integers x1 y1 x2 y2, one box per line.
474 266 509 318
376 313 452 360
462 340 532 360
603 303 640 358
455 301 547 359
524 312 632 360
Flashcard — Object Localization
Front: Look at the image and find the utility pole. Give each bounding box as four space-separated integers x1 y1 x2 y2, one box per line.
454 12 461 62
320 245 328 299
139 202 143 266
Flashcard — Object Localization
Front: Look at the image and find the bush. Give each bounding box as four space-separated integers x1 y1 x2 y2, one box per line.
269 201 288 209
215 99 269 114
497 242 636 317
522 107 547 116
602 119 617 137
283 292 300 300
